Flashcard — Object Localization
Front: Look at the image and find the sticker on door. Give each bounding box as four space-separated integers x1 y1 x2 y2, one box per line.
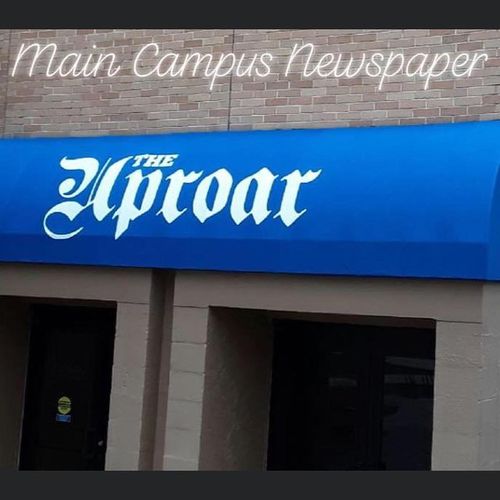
56 396 72 423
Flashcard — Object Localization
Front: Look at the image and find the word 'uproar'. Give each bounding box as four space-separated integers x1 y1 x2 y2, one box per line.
43 153 323 240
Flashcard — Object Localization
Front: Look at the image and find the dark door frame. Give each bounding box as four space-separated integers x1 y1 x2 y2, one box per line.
18 304 116 471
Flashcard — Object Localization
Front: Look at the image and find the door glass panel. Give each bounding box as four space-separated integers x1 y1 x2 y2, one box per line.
381 332 435 470
267 321 435 471
19 305 116 471
304 334 367 470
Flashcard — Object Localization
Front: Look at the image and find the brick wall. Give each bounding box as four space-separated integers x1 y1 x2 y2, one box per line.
1 29 500 137
0 30 10 137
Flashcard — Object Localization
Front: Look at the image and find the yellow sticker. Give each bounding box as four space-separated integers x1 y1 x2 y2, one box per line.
57 396 71 415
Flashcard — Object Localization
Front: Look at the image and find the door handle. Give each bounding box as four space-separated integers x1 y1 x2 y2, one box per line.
83 428 102 459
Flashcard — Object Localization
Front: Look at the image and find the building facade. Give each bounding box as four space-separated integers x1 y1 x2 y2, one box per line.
1 29 500 471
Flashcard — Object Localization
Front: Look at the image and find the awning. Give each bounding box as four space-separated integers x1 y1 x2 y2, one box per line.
1 120 500 280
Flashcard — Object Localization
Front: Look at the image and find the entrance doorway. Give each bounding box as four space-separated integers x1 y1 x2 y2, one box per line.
267 320 435 470
19 305 116 470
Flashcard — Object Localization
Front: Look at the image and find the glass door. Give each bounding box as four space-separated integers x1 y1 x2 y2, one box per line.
267 321 435 471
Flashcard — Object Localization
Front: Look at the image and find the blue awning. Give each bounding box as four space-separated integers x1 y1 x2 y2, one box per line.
1 120 500 280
